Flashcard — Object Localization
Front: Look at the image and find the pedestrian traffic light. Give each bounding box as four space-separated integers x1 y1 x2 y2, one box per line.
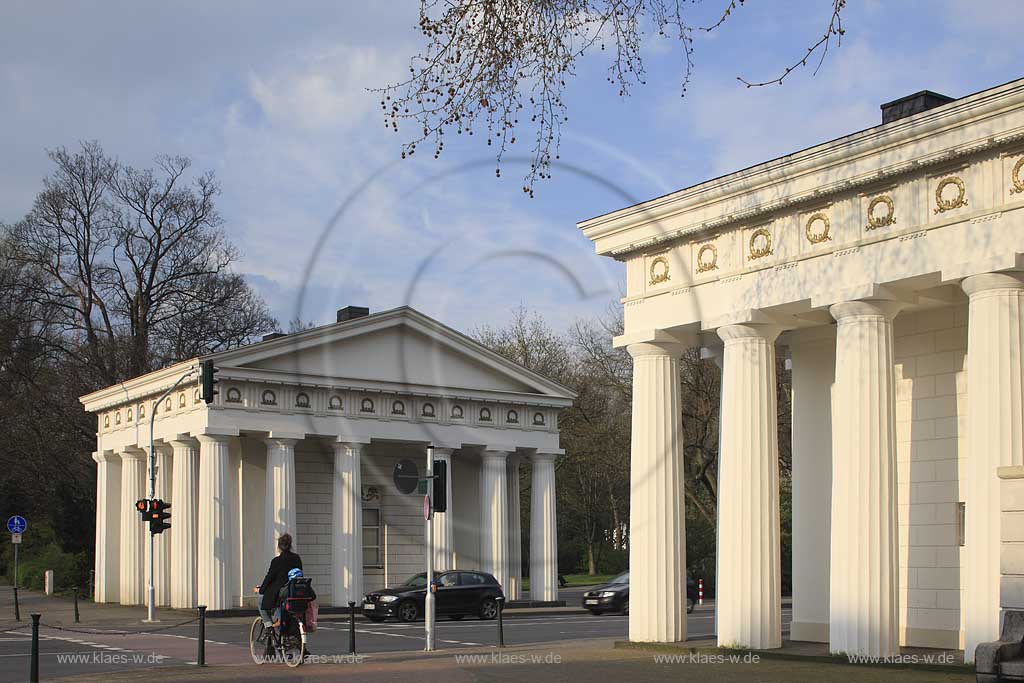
147 499 171 534
199 359 218 404
432 459 447 513
135 499 151 520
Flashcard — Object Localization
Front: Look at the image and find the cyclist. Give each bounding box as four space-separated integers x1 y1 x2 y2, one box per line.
254 533 302 629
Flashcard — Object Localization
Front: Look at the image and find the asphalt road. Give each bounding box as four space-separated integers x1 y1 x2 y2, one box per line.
0 604 792 682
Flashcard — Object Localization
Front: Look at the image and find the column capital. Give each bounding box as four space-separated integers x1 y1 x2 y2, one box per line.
167 436 199 450
93 450 118 463
531 451 560 465
120 447 147 461
829 299 904 322
962 271 1024 297
264 436 301 449
195 433 234 445
333 440 368 454
717 322 782 344
482 449 511 463
429 446 456 458
627 340 688 359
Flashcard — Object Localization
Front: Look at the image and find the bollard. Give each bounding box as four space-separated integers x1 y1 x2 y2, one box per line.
348 601 356 654
698 578 703 606
197 605 206 667
13 585 19 621
29 613 40 683
496 596 505 648
73 587 80 623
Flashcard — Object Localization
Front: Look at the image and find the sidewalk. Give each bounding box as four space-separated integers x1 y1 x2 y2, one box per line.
50 636 974 683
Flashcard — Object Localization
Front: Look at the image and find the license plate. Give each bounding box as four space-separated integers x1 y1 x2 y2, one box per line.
585 599 598 605
363 603 375 610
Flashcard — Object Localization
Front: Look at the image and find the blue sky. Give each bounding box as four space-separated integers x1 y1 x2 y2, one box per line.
1 0 1021 335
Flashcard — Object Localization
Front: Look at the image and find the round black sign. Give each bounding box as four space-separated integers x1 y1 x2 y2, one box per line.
393 458 419 494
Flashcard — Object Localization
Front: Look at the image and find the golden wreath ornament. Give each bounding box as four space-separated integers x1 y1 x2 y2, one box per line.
866 194 896 230
696 243 718 273
805 212 832 244
1011 157 1024 195
748 228 773 260
934 176 967 214
649 255 671 286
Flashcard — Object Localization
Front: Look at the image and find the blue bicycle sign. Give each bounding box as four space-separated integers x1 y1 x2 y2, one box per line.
6 516 26 534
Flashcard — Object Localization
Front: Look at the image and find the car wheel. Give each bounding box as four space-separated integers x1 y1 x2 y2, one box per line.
480 597 498 620
398 600 419 622
448 614 465 621
686 598 695 614
622 598 629 615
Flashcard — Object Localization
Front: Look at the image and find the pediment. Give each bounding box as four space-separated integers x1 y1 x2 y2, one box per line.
211 308 573 400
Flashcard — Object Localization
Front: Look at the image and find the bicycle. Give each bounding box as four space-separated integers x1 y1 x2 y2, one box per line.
249 602 308 668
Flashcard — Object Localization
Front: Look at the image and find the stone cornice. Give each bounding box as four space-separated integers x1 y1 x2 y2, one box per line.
579 78 1024 259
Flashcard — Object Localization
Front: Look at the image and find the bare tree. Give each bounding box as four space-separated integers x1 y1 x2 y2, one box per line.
13 142 277 384
381 0 846 194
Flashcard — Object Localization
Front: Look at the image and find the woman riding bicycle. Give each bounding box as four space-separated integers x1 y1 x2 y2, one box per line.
255 533 302 628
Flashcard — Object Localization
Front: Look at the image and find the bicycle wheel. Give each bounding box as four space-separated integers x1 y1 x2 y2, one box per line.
282 621 305 668
249 617 269 665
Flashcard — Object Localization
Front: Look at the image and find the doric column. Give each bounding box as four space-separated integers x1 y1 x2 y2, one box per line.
149 444 173 607
264 436 299 554
480 450 510 591
506 453 522 600
169 437 199 609
93 451 121 603
197 434 234 611
332 441 364 606
716 323 782 649
118 448 147 605
962 272 1024 661
828 300 902 657
530 452 559 602
431 447 455 570
627 340 688 643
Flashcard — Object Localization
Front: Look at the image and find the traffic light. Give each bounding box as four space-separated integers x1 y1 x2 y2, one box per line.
135 499 151 520
148 499 171 534
432 459 447 513
199 359 219 404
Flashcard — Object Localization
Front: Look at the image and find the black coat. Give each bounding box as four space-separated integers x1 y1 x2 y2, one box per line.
258 551 302 611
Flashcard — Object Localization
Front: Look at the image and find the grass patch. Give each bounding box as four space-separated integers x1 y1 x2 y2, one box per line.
521 573 616 591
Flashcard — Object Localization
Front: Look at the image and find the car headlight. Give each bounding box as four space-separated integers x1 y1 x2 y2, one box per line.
598 591 617 598
378 595 399 603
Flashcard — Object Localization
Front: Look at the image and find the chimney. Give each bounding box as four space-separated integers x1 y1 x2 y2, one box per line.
262 332 287 342
880 90 955 124
337 306 370 323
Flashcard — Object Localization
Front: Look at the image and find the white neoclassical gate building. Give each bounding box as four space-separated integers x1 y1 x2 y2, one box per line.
580 79 1024 659
82 306 573 612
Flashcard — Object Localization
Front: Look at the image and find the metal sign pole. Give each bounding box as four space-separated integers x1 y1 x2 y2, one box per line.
424 445 435 652
13 542 19 621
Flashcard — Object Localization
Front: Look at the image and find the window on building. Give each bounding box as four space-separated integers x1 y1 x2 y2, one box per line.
363 508 383 567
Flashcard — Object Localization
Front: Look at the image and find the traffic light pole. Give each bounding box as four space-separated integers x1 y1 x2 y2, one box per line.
144 367 197 623
424 445 435 652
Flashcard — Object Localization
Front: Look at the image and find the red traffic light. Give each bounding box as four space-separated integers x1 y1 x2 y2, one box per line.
135 499 150 513
148 498 171 534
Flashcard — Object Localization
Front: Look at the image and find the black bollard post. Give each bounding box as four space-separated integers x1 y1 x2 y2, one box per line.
13 586 19 621
348 601 356 654
29 613 40 683
197 605 206 667
73 587 80 623
496 597 505 648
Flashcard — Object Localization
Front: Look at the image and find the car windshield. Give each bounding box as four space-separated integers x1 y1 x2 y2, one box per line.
403 573 428 588
609 572 629 584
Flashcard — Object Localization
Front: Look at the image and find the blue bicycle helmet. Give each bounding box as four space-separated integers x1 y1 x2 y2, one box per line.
287 568 303 581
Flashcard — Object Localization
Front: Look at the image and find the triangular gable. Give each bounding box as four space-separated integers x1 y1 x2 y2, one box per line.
209 308 575 400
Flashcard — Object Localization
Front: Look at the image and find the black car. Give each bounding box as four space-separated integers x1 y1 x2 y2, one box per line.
582 572 698 615
362 570 505 622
